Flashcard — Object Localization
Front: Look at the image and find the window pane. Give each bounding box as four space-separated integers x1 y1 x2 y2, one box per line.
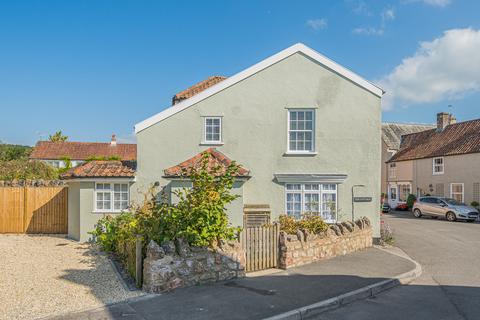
306 111 313 120
121 201 128 209
298 112 305 120
114 193 121 201
114 202 120 210
97 193 103 201
114 184 120 191
121 184 128 192
96 201 103 209
104 202 111 210
290 112 297 120
104 193 111 201
121 193 128 200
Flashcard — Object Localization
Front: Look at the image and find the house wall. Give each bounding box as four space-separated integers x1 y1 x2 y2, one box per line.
68 181 134 242
412 153 480 204
135 52 382 237
387 160 414 183
67 182 81 240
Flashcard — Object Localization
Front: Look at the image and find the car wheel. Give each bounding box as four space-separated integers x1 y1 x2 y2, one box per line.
413 209 422 218
446 211 456 222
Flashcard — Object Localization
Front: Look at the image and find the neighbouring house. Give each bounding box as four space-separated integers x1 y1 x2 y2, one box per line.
381 123 435 199
133 43 384 238
387 112 480 208
61 160 136 241
30 135 136 168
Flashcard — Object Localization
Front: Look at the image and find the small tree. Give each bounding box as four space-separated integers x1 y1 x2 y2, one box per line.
170 152 242 247
471 201 479 209
48 131 68 142
406 194 417 210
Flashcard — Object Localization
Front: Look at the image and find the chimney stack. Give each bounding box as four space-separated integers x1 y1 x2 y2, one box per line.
111 134 117 146
437 112 455 131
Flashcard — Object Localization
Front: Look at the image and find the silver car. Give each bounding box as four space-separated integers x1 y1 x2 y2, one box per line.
412 196 479 222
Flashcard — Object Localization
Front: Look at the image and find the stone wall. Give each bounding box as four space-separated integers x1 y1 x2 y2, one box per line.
143 238 246 293
279 217 373 269
0 180 66 187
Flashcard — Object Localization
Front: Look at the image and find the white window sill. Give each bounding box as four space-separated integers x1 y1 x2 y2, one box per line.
433 172 444 175
283 151 318 156
200 141 224 146
92 210 126 214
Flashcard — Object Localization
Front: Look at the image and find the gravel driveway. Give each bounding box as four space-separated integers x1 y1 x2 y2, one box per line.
0 235 144 320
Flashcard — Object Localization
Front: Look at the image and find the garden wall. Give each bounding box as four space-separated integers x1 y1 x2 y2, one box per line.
279 217 373 269
143 238 245 293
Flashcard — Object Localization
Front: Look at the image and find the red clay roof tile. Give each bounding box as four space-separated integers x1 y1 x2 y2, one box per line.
30 141 136 161
61 161 136 179
389 119 480 162
163 148 249 177
172 76 227 105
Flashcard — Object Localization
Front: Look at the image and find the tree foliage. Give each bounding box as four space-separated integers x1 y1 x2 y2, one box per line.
48 131 68 142
0 144 32 161
0 159 59 180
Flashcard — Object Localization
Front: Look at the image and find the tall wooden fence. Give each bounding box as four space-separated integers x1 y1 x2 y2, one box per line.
0 187 68 234
241 223 280 272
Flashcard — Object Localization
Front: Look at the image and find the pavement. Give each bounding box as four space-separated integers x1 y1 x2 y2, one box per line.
48 246 416 320
317 211 480 320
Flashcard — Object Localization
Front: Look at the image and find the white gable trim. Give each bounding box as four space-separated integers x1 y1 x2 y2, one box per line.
135 43 384 133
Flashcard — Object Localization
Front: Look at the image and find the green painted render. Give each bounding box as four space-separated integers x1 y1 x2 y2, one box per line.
134 52 382 237
67 181 132 242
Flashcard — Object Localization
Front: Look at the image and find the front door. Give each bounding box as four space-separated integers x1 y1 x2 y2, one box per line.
388 185 398 208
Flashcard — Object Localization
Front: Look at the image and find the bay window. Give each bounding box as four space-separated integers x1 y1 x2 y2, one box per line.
285 183 337 222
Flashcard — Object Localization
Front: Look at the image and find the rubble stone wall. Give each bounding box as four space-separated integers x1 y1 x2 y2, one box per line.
279 217 373 269
143 239 245 293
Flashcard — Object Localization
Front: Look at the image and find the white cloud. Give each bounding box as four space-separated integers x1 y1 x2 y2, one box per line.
351 0 373 16
306 18 328 31
406 0 451 7
352 7 394 36
352 27 384 36
381 8 395 22
379 28 480 110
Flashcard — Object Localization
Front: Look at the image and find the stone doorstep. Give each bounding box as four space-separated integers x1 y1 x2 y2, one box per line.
262 246 422 320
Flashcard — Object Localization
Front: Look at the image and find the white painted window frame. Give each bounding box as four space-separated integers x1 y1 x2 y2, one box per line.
287 109 316 154
398 183 412 203
388 163 397 179
450 183 464 203
94 182 130 213
202 116 223 145
433 157 444 175
284 183 337 223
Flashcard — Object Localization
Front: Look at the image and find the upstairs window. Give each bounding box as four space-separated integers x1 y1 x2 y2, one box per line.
204 117 222 143
288 109 315 153
388 163 397 178
433 157 444 175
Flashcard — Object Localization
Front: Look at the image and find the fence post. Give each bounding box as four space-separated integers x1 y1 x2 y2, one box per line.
135 235 143 288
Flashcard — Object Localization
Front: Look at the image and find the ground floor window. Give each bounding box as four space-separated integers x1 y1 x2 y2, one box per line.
398 184 411 202
95 182 129 212
285 183 337 222
450 183 464 203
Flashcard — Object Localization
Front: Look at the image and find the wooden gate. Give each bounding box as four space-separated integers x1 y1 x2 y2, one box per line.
241 223 280 272
0 187 68 234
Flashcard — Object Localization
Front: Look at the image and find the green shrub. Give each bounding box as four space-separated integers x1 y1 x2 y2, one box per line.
471 201 479 208
406 194 417 209
279 213 328 235
0 144 32 161
86 155 121 161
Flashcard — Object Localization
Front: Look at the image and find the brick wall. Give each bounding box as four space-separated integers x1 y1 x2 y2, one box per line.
279 217 373 269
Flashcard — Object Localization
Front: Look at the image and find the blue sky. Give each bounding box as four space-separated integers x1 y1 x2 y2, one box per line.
1 0 479 145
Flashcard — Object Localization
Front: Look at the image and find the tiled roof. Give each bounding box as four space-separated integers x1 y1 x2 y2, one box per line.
61 161 136 179
382 123 435 150
389 119 480 162
163 148 249 177
172 76 227 105
30 141 137 161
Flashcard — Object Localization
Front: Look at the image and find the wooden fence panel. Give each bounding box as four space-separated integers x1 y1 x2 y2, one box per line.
0 188 25 233
242 223 279 272
0 187 68 234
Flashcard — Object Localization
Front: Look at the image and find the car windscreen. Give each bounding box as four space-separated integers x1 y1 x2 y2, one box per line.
443 198 464 206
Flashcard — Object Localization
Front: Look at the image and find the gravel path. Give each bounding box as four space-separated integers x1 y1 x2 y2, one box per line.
0 235 144 320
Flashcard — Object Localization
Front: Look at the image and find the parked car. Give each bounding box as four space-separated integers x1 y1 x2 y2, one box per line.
412 196 479 222
395 203 409 211
381 203 391 213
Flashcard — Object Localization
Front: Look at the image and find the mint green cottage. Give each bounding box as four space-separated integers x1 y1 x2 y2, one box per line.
134 43 384 238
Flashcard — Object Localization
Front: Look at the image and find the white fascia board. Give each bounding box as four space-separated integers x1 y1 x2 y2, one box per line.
135 43 384 133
